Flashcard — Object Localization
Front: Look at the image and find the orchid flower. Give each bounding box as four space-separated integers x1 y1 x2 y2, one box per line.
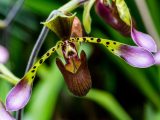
93 0 157 53
6 10 155 112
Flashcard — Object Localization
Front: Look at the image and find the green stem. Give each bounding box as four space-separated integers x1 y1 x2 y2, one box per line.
5 0 25 26
0 0 25 29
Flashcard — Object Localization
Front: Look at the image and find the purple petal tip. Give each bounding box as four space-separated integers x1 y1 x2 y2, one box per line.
6 79 32 111
120 45 155 68
154 51 160 64
0 101 15 120
131 28 157 52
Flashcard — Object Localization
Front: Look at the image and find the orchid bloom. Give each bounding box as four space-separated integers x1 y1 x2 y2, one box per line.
95 0 157 53
6 10 155 112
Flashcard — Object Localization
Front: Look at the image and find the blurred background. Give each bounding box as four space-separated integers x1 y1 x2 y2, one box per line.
0 0 160 120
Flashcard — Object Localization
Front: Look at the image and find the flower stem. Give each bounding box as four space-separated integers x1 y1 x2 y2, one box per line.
5 0 25 26
0 0 25 29
16 11 53 120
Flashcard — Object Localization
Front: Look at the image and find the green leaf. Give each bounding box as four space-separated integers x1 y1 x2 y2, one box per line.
86 89 132 120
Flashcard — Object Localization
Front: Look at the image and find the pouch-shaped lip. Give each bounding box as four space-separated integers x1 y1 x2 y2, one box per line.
56 50 92 96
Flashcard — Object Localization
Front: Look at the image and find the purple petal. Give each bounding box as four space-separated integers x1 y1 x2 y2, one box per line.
154 51 160 64
0 100 15 120
95 0 131 36
119 45 155 68
131 28 157 52
0 45 9 64
6 79 32 111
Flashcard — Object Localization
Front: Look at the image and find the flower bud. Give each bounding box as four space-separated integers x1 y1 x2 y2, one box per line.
95 0 131 36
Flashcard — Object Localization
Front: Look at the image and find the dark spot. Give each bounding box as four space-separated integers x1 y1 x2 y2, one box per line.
111 49 114 52
31 70 35 73
46 53 50 56
52 48 55 51
39 59 43 64
77 38 79 40
106 42 110 45
97 38 101 42
68 51 75 56
113 42 116 45
106 46 109 47
57 45 59 48
90 38 94 40
83 37 86 41
33 66 36 69
32 76 34 79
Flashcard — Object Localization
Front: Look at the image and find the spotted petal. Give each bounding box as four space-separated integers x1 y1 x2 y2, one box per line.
6 44 59 111
69 37 155 68
6 79 32 111
0 100 15 120
131 28 157 52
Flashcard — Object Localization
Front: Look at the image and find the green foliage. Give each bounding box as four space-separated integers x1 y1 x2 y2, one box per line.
0 0 160 120
86 89 132 120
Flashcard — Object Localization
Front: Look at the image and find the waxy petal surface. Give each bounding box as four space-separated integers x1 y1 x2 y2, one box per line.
95 0 131 36
6 79 31 111
69 37 155 68
154 51 160 64
119 45 155 68
56 51 92 96
131 28 157 52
